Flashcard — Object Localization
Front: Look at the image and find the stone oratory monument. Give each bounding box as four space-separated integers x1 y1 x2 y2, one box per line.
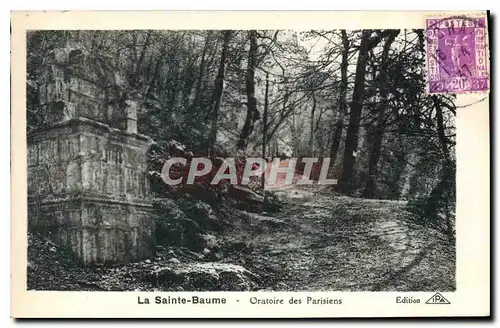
27 45 155 265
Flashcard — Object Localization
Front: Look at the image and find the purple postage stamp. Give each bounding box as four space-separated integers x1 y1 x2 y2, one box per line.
426 15 489 94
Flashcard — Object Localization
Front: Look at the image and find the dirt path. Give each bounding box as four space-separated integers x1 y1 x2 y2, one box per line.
28 185 455 292
226 187 456 292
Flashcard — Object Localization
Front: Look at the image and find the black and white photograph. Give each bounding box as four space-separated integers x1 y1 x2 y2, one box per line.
25 27 459 293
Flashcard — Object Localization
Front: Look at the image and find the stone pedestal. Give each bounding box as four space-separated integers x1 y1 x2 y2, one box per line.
27 45 155 265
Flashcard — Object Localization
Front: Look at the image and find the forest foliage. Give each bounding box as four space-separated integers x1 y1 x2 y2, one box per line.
27 29 457 233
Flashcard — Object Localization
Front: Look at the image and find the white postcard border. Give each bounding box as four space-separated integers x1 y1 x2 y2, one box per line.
11 10 490 318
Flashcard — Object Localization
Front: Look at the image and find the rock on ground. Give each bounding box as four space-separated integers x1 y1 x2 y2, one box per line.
151 262 259 291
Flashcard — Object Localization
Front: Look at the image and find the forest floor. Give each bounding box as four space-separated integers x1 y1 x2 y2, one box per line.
224 186 455 291
28 185 455 292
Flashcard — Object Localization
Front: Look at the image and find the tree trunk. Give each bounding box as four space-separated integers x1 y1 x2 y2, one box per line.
309 91 316 156
261 73 269 189
192 31 211 113
330 30 349 163
338 30 373 193
209 30 231 154
338 30 395 194
133 31 151 88
425 162 454 221
237 30 260 150
364 30 399 198
145 43 167 100
425 98 455 224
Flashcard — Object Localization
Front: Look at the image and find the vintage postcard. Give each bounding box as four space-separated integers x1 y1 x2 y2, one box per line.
11 11 490 318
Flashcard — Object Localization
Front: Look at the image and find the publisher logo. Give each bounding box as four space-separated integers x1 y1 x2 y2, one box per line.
425 292 450 304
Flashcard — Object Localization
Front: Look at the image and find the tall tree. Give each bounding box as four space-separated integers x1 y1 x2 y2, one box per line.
364 30 400 198
309 91 317 156
237 30 260 150
132 31 151 89
209 30 232 154
192 31 212 113
329 30 350 163
425 96 455 232
339 30 396 194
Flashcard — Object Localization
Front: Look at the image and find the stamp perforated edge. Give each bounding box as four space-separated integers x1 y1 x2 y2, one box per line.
424 12 490 95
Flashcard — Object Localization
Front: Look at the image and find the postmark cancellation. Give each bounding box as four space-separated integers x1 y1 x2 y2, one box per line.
426 14 489 94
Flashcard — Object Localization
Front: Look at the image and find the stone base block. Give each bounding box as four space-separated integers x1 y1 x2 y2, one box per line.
28 197 155 266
